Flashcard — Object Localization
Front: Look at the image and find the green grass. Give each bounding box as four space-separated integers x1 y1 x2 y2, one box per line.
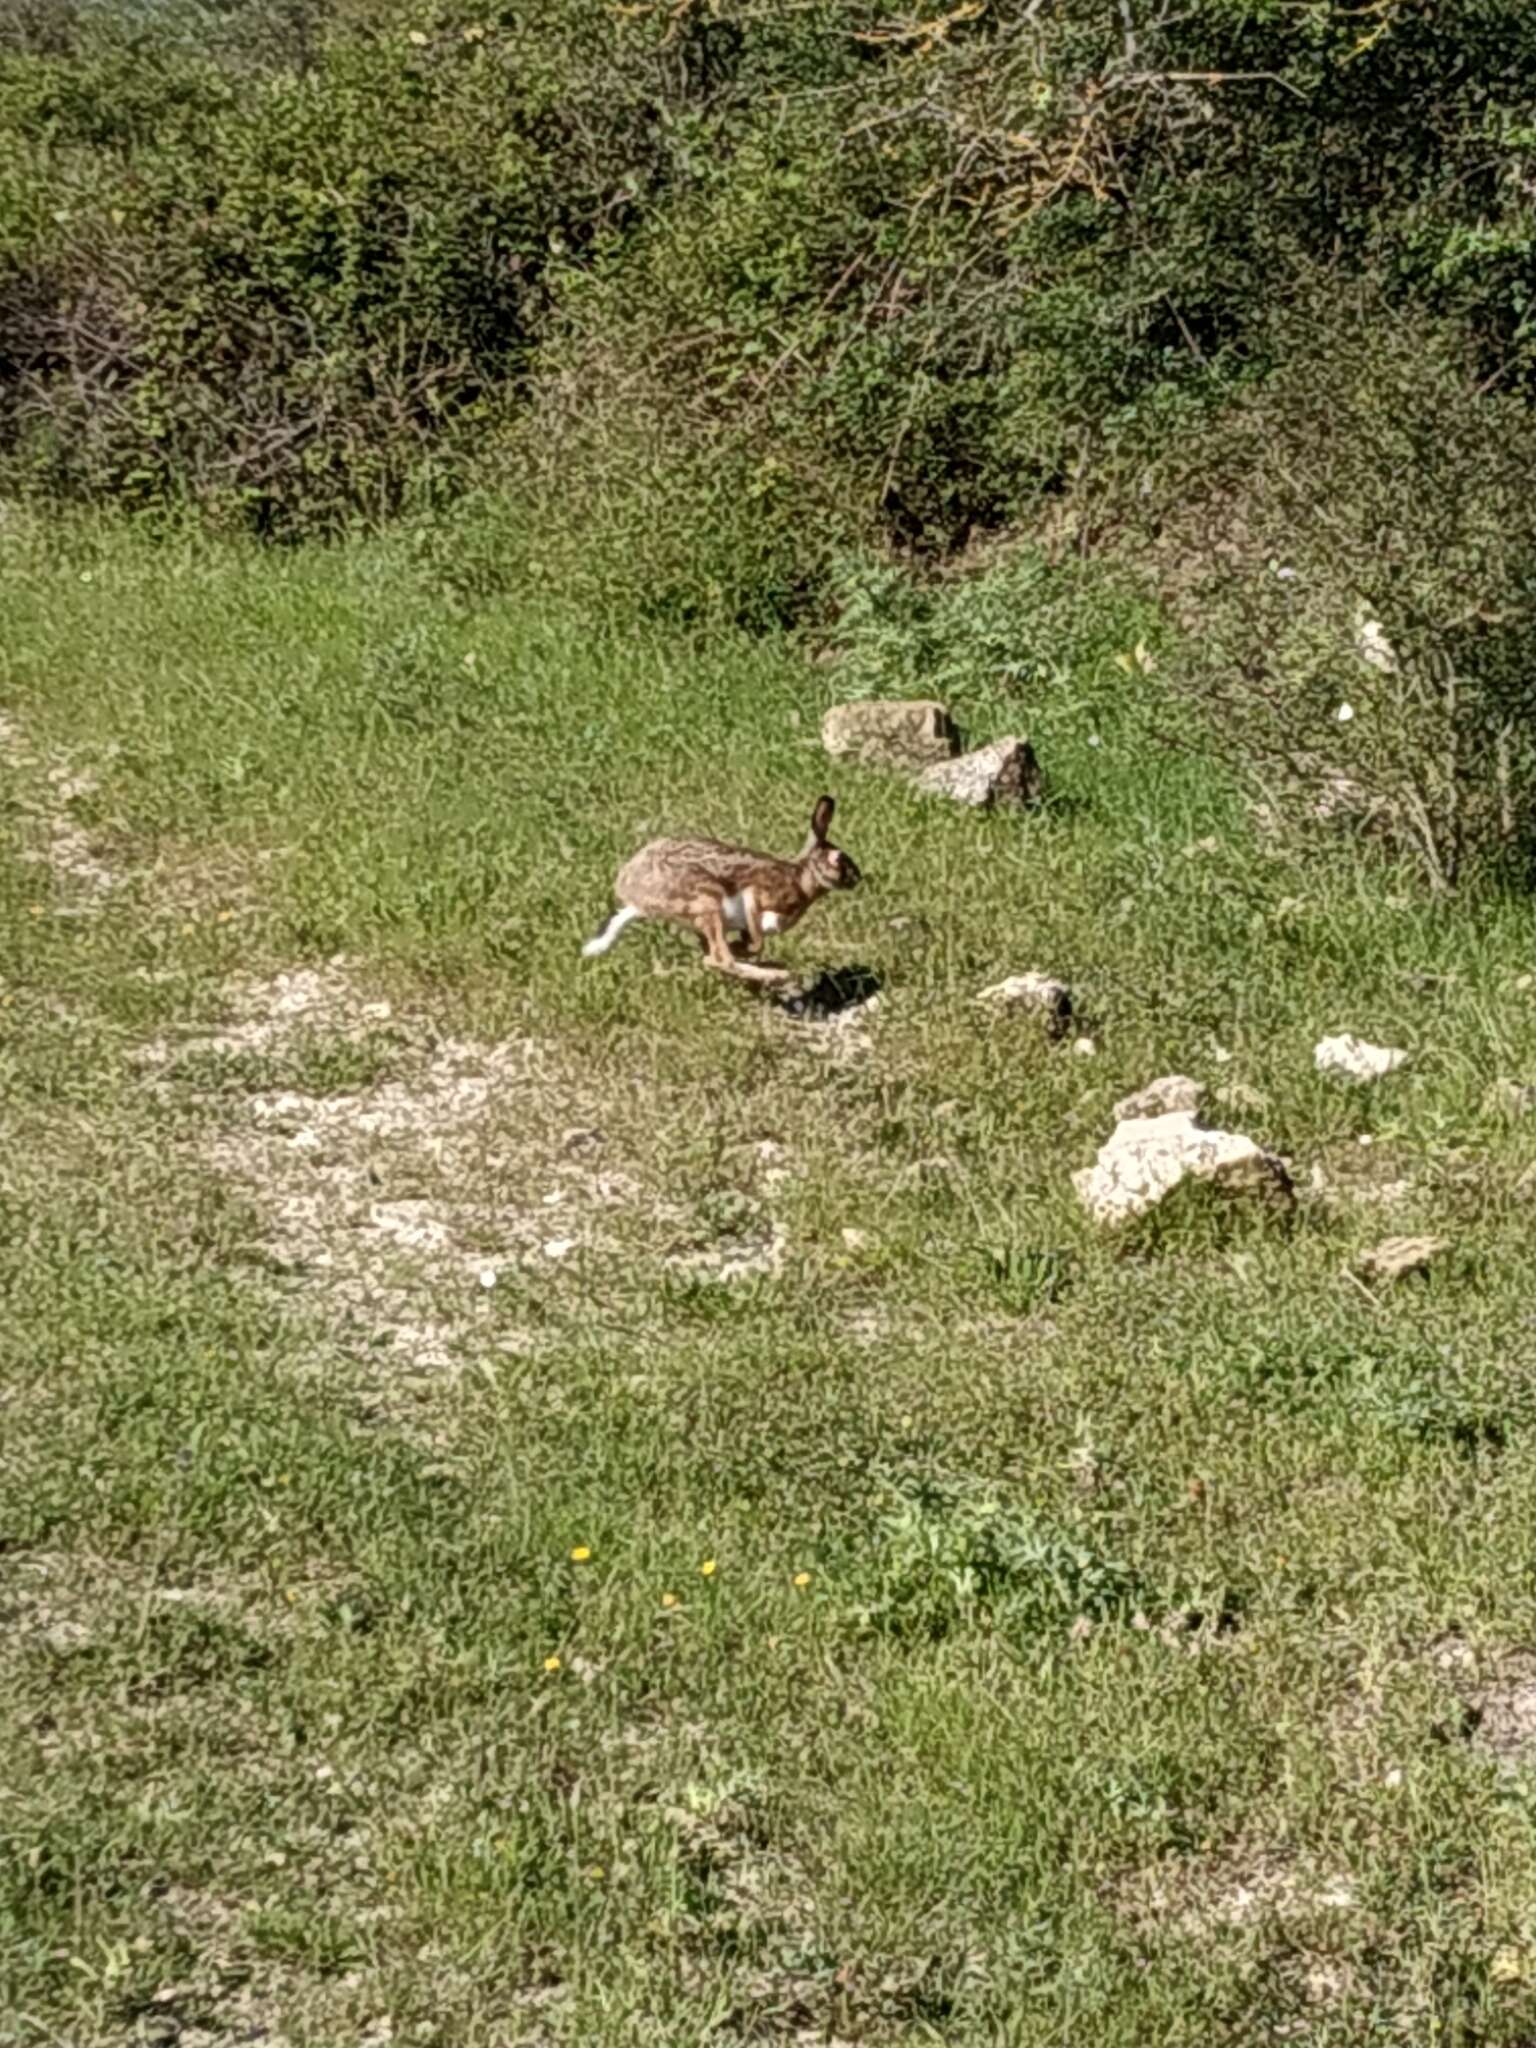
7 508 1536 2043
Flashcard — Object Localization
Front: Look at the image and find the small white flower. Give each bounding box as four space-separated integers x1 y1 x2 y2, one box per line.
1088 733 1102 749
407 28 429 46
478 1267 498 1290
1336 702 1355 723
1275 565 1298 581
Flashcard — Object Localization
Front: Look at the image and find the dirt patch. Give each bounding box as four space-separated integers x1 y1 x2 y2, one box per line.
137 963 680 1380
137 1882 392 2048
1307 1139 1417 1212
1 710 121 909
1349 1634 1536 1768
1468 1652 1536 1765
665 1781 972 2039
136 961 392 1065
1116 1842 1358 1941
774 986 885 1064
668 1221 787 1285
0 1549 340 1658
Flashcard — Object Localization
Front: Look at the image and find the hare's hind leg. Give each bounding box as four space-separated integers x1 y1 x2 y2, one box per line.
582 904 641 958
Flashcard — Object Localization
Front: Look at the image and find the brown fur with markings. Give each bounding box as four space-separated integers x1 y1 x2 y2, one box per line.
585 796 860 984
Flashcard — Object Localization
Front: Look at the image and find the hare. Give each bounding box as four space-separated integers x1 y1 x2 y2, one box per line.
583 795 861 984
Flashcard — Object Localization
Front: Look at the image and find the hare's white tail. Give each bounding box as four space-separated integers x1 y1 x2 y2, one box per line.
582 904 641 958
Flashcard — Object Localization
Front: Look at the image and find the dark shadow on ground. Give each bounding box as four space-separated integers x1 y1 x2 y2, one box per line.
774 965 883 1019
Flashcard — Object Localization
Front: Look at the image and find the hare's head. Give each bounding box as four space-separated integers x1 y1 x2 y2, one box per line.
800 795 861 894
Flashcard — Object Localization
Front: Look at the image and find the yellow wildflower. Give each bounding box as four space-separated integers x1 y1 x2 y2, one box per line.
543 1654 561 1674
661 1592 678 1609
570 1545 591 1562
793 1572 812 1589
699 1559 717 1578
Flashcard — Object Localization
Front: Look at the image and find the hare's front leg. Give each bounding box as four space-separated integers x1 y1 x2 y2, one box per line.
698 902 789 985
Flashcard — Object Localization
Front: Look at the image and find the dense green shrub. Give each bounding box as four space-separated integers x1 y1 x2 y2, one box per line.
1147 303 1536 889
3 0 1535 556
0 1 678 532
2 1 1535 872
819 544 1155 728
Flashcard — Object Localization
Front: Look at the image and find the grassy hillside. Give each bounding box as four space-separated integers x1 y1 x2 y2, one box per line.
8 510 1536 2042
6 3 1536 2039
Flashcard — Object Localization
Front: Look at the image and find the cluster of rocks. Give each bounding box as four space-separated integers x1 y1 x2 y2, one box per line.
817 695 1499 1277
820 697 1043 811
973 976 1459 1270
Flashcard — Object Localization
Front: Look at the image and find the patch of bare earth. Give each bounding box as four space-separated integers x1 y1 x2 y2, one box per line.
1333 1633 1536 1773
1 709 120 909
0 1549 350 1664
664 1786 976 2041
133 1883 398 2048
1113 1840 1369 2014
1471 1659 1536 1764
1121 1855 1375 2020
135 962 682 1386
1116 1843 1359 1941
1418 1636 1536 1766
3 706 273 926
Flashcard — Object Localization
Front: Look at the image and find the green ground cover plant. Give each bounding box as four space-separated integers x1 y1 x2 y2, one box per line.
6 509 1536 2041
5 2 1536 2039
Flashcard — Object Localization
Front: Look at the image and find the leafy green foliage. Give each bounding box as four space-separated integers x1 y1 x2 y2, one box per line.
1152 303 1536 888
861 1478 1140 1643
3 0 1535 570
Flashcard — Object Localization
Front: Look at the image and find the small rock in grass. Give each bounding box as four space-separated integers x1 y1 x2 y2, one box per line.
1072 1036 1098 1058
1073 1109 1292 1226
1354 1234 1448 1284
977 972 1072 1036
1315 1033 1410 1082
1355 610 1399 674
916 736 1044 810
820 699 959 771
1113 1074 1204 1121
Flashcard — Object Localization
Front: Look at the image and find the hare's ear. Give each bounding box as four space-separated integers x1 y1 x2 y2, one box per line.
810 795 836 844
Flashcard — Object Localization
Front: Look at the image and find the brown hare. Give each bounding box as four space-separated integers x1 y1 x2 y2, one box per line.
583 795 861 984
